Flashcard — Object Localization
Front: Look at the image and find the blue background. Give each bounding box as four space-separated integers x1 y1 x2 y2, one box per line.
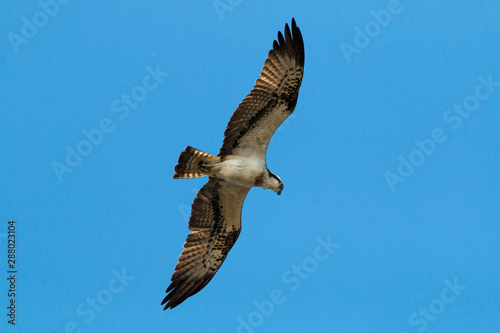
1 1 499 332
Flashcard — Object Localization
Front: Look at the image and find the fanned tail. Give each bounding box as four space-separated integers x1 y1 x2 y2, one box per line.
173 146 219 179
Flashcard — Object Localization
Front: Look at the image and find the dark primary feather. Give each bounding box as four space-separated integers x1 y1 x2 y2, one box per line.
218 18 305 157
162 177 250 309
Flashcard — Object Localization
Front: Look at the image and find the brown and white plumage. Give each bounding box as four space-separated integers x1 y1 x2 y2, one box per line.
162 177 250 309
162 18 304 310
219 18 304 158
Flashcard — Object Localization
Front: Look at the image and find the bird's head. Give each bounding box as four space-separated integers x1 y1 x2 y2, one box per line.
267 171 283 195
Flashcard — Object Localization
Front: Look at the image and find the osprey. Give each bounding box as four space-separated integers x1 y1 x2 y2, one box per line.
162 18 304 309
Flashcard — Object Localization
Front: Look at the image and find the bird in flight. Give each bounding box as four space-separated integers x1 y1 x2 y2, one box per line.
162 18 305 310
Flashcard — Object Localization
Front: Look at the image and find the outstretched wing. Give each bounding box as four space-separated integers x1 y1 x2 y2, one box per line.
219 18 305 158
162 177 250 309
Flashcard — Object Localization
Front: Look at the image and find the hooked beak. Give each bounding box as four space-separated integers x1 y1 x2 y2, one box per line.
277 184 283 195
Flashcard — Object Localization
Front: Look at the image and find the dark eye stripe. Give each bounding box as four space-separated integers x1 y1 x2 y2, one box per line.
267 170 281 182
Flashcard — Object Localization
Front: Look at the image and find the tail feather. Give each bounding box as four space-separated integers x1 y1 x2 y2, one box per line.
173 146 219 179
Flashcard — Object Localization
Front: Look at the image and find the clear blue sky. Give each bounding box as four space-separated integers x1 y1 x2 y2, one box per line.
1 1 499 332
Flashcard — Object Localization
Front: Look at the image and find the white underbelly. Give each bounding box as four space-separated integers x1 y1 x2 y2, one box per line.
216 156 265 188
